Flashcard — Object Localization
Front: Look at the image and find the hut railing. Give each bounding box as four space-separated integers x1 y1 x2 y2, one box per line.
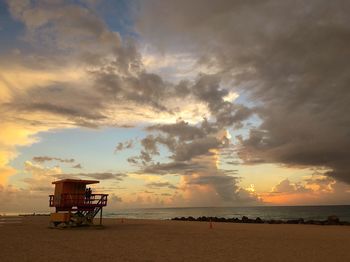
49 194 108 207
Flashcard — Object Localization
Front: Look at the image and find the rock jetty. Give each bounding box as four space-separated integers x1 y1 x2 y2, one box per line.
171 215 350 226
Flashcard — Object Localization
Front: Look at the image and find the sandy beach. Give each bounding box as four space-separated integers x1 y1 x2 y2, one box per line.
1 216 350 262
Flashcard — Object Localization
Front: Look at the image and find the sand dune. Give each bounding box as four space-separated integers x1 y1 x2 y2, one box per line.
1 216 350 261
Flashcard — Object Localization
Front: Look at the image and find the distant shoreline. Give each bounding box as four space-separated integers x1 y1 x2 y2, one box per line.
2 205 350 224
0 213 50 217
1 212 349 226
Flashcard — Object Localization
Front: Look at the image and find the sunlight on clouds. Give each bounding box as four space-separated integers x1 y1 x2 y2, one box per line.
0 63 86 96
0 122 51 185
0 123 41 147
177 174 220 206
141 48 221 82
0 166 17 186
210 149 220 169
0 58 214 189
0 66 56 101
305 175 336 193
260 192 317 205
162 97 210 124
128 173 165 183
237 164 317 193
223 91 239 102
22 161 61 191
246 184 255 193
105 97 210 126
0 64 76 184
259 174 350 205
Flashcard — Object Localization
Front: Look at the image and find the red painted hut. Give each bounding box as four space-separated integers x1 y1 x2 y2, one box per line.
49 179 108 227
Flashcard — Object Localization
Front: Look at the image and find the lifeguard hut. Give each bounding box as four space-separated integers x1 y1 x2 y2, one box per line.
49 179 108 227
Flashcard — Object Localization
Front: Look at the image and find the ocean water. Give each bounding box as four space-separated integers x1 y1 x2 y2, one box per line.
105 205 350 222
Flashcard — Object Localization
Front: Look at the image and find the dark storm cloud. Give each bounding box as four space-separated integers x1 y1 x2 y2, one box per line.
215 104 253 128
142 161 204 175
172 136 220 161
133 118 252 203
191 74 228 113
115 140 134 152
2 0 274 207
141 135 159 155
72 164 82 169
127 157 138 164
133 118 241 203
175 75 253 128
131 120 224 167
7 0 122 51
186 174 260 203
188 175 239 201
91 69 171 112
139 0 350 183
140 150 152 163
57 172 127 181
147 120 206 141
33 156 75 164
4 0 175 126
7 84 107 126
143 120 228 161
146 182 178 190
4 0 253 132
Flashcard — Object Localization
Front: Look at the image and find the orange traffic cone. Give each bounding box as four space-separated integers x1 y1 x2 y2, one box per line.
209 219 213 229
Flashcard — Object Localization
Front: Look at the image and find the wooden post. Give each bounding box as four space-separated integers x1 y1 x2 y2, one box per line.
100 207 103 225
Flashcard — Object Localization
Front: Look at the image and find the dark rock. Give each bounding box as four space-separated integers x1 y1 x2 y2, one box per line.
244 218 254 223
171 215 348 226
327 215 340 225
255 217 264 223
304 220 323 225
242 216 249 223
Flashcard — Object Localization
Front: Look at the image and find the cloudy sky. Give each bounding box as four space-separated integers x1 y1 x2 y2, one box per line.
1 0 350 213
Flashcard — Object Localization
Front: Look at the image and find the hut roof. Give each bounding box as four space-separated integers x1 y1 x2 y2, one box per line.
52 179 99 185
